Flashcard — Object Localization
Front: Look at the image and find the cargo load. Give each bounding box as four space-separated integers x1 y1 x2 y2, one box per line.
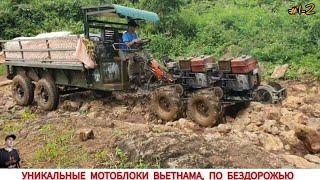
3 32 96 69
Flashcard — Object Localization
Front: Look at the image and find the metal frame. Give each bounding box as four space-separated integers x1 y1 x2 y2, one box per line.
1 5 160 93
4 60 84 71
82 7 127 39
82 5 138 89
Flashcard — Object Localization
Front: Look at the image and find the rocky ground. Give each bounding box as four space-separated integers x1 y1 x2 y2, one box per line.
0 77 320 168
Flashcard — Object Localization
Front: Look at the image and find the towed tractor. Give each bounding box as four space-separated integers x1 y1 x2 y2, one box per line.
0 4 286 127
150 55 287 127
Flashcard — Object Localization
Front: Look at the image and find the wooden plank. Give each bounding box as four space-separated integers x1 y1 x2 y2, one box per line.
5 58 79 62
0 35 79 43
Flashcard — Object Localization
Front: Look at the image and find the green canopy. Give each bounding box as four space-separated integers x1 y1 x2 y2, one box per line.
112 4 160 25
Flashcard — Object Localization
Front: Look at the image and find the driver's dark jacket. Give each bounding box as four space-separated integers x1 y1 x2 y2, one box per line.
0 148 20 168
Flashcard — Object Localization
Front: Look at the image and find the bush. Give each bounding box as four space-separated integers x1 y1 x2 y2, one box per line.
0 65 5 76
0 0 319 79
143 1 320 78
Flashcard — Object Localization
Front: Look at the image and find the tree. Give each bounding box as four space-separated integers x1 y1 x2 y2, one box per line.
137 0 185 34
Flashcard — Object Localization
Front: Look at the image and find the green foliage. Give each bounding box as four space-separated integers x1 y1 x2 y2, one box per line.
0 65 5 76
0 0 319 79
34 141 59 161
95 147 160 168
33 126 87 168
138 0 185 33
142 0 320 79
112 130 128 138
0 0 102 39
2 121 24 134
22 108 36 120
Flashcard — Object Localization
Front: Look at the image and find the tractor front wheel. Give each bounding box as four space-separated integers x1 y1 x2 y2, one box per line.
187 90 221 127
151 87 181 122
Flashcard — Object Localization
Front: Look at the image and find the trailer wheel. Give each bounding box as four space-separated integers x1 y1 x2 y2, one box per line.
151 87 181 121
11 75 34 106
35 79 59 110
187 91 221 127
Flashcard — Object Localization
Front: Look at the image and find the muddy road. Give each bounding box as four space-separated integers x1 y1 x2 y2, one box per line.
0 77 320 168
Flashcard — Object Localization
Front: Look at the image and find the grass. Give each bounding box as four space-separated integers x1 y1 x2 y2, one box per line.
0 64 5 76
112 130 128 138
22 108 36 121
0 108 35 134
2 121 24 134
33 122 89 168
94 147 161 169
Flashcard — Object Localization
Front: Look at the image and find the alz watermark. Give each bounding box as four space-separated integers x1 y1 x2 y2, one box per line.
288 3 316 16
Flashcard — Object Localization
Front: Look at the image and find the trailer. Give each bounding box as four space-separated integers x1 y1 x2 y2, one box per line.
1 4 160 110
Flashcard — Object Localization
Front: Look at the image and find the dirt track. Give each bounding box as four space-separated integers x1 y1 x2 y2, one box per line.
0 77 320 168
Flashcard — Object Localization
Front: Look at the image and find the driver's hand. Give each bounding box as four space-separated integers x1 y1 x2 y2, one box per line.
133 38 141 43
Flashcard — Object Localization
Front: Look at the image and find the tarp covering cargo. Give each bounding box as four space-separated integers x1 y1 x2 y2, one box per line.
3 32 96 69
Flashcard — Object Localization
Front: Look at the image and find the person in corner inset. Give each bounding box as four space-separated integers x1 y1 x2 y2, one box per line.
0 134 21 168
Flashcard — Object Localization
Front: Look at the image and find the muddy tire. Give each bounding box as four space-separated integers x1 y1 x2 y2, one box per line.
187 90 221 127
254 88 273 104
11 75 34 106
35 78 59 110
151 87 181 121
268 82 282 91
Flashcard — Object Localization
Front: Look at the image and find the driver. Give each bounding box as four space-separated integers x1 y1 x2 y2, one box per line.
121 20 141 81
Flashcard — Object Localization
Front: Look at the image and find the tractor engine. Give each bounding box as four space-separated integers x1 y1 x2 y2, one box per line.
164 55 286 104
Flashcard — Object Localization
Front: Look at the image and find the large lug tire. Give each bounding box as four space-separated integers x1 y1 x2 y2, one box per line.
35 79 59 110
268 82 282 91
11 75 34 106
151 87 181 122
254 88 273 104
187 91 221 127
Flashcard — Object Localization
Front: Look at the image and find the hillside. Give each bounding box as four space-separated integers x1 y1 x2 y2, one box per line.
0 0 319 79
0 78 320 168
